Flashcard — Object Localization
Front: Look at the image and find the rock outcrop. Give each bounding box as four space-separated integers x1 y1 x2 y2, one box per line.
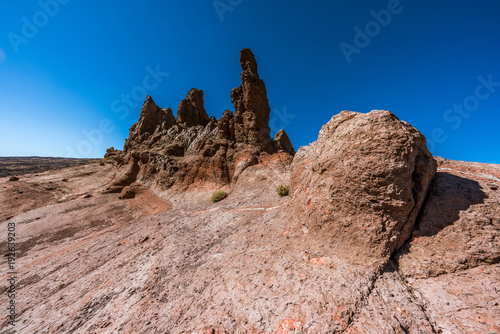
3 108 499 333
9 48 487 333
105 49 295 192
123 95 176 152
231 48 273 151
176 88 209 127
275 129 295 155
288 110 436 261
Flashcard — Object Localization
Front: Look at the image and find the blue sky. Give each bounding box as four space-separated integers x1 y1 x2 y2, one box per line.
0 0 499 163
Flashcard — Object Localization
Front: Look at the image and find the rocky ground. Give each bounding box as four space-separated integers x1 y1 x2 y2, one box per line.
0 157 98 178
0 49 498 333
0 155 498 333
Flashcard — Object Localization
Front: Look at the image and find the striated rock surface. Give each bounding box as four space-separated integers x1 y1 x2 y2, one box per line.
2 50 499 334
391 158 500 334
1 113 499 333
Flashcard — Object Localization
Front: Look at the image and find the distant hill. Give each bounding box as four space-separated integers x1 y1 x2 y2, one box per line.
0 156 99 178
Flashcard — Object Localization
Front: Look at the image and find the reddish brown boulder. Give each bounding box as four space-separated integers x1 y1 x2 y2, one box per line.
119 186 136 199
289 110 436 261
274 129 295 155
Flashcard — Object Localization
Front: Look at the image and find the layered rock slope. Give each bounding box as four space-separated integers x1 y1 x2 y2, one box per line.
1 49 499 333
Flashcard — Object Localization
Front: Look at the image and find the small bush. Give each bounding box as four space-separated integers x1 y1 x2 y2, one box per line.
276 185 290 197
211 190 228 203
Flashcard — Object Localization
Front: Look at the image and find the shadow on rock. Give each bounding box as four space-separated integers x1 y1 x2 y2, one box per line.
414 172 487 237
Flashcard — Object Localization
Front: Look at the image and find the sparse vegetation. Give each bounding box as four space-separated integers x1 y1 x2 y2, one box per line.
211 190 228 203
276 184 290 197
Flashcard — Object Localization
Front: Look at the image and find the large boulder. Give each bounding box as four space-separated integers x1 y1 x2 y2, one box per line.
289 110 437 261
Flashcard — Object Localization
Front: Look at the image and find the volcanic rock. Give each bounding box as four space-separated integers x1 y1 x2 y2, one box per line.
289 110 436 261
123 96 176 152
19 49 492 332
107 49 294 192
176 88 209 127
8 176 19 182
217 110 235 141
1 110 499 332
104 147 122 162
231 48 274 151
119 186 136 199
274 129 295 155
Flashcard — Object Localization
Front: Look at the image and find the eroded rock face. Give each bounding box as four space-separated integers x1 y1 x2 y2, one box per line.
391 158 500 334
288 110 437 261
6 111 499 333
275 129 295 155
106 49 294 192
176 88 209 127
231 48 273 151
217 110 235 141
124 96 176 152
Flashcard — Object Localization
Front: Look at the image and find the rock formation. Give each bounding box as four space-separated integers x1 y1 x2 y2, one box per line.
4 113 498 333
123 95 176 152
106 49 295 192
231 48 273 151
3 49 498 333
289 110 436 261
176 88 209 127
275 129 295 155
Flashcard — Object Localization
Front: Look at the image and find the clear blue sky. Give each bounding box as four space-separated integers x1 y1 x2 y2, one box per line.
1 0 499 163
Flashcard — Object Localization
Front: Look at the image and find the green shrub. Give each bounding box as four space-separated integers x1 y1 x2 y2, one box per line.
211 190 228 203
276 184 290 197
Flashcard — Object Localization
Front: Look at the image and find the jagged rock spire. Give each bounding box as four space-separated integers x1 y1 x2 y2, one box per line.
240 48 258 75
176 88 209 127
124 95 175 151
137 96 176 135
231 48 273 151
